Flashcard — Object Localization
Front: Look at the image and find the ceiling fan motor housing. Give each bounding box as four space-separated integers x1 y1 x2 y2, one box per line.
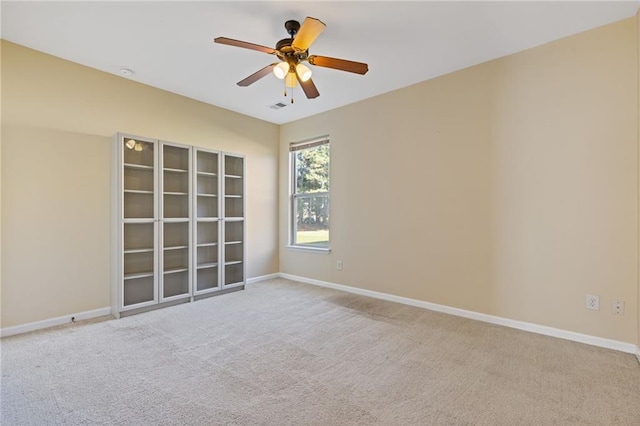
284 20 300 37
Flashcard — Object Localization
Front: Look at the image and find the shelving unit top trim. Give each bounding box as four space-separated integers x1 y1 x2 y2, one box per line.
159 140 193 150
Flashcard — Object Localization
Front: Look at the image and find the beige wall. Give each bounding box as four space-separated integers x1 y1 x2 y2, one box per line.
0 41 3 327
637 9 640 352
280 18 639 344
1 41 280 328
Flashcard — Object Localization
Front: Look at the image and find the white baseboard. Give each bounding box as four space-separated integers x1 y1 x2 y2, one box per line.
280 273 639 355
1 307 111 338
246 273 280 285
636 348 640 364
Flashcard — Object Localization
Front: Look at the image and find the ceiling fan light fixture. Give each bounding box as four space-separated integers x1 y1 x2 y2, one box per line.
285 73 298 88
296 63 312 82
273 62 289 79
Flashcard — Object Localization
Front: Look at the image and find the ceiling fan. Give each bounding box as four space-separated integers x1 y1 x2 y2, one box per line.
214 17 369 101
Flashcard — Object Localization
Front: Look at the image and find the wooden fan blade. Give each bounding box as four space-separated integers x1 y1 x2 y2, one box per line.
292 17 326 51
297 73 320 99
237 63 277 87
214 37 276 55
308 55 368 75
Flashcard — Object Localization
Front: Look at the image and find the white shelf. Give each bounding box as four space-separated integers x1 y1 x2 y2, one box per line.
225 174 242 179
197 171 218 177
224 260 243 266
197 193 217 197
225 241 242 245
164 267 189 275
164 167 188 173
124 248 154 254
197 262 218 269
123 218 155 224
164 191 188 196
124 271 154 280
164 245 188 251
225 217 244 222
224 195 242 198
163 217 189 223
124 189 154 194
124 163 153 170
197 242 218 247
197 217 219 222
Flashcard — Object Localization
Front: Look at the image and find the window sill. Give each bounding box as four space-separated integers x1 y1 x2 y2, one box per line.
286 245 331 254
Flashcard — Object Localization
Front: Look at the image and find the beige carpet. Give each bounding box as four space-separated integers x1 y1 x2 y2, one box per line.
1 278 639 425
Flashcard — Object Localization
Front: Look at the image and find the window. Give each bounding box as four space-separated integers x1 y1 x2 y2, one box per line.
290 137 330 249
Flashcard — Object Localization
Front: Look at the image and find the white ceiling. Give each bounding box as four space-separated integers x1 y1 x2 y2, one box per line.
2 1 639 125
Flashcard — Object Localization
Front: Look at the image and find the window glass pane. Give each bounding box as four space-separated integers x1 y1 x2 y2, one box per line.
294 195 329 247
291 139 330 248
295 144 329 194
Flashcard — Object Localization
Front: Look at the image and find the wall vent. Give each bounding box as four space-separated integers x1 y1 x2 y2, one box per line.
268 102 287 110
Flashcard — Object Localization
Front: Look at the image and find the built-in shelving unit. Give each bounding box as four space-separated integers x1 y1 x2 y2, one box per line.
112 133 245 318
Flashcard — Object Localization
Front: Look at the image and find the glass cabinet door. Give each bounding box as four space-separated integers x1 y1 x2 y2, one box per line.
160 143 191 301
122 137 157 308
222 154 245 288
193 149 220 295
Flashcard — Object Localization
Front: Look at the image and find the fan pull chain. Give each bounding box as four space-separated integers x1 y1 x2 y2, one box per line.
282 74 294 103
291 77 295 104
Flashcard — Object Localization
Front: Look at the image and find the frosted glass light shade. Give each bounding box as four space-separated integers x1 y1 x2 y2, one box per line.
285 73 298 88
296 63 312 82
125 139 137 150
273 62 289 79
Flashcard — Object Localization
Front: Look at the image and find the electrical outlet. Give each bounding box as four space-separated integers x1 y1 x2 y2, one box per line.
586 295 599 311
612 300 624 315
336 260 343 271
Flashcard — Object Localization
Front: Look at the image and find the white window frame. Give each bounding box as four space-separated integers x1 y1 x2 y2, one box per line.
288 136 330 253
